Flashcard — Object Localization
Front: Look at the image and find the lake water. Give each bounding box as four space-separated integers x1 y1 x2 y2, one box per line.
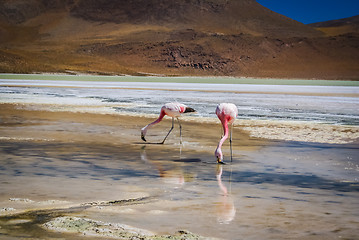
0 138 358 239
0 75 358 239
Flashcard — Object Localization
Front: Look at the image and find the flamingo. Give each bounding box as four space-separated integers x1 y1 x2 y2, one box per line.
215 103 238 163
141 102 195 144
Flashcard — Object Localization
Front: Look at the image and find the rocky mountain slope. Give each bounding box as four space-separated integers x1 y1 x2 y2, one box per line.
0 0 358 79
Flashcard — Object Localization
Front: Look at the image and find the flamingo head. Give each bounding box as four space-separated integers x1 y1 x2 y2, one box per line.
141 127 147 142
215 148 224 164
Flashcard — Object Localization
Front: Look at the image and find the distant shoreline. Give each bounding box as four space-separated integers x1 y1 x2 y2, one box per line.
1 73 359 86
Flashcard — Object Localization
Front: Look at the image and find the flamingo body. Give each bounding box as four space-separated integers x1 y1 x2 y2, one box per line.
215 103 238 163
162 102 189 117
141 102 195 144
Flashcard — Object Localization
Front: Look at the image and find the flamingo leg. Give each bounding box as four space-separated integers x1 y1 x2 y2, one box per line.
160 117 174 144
230 124 233 162
177 117 182 144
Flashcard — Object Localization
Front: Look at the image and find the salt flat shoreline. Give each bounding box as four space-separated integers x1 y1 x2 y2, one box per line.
1 76 358 125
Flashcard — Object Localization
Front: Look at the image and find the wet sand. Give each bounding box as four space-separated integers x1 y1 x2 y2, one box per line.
0 103 358 239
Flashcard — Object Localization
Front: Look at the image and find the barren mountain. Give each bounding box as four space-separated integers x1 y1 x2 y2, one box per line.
0 0 358 79
309 15 359 36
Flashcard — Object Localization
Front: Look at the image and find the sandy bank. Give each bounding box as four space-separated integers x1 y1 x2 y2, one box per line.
43 216 215 240
1 197 216 239
1 103 358 146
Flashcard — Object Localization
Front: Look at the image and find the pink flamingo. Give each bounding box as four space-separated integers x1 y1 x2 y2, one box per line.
141 102 195 144
215 103 238 163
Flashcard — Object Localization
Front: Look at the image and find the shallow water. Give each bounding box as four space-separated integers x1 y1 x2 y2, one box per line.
0 139 358 239
0 110 358 239
0 76 359 239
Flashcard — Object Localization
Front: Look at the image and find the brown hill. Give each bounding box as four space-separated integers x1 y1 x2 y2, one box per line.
309 15 359 28
309 15 359 36
0 0 358 79
70 0 321 37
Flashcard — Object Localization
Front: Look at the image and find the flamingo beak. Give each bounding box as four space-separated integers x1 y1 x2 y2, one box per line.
184 107 196 113
141 132 146 142
217 157 225 164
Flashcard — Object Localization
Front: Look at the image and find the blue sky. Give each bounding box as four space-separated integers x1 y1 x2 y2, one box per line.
256 0 359 24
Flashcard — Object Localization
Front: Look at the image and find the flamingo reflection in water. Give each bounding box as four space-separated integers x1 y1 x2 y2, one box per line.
215 164 236 224
140 147 191 188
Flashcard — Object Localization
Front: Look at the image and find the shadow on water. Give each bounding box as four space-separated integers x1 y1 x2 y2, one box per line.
229 170 359 193
0 142 157 180
274 141 359 151
1 141 358 193
172 158 202 163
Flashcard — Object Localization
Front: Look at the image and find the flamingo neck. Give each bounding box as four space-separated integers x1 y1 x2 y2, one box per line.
142 110 166 133
217 118 229 149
